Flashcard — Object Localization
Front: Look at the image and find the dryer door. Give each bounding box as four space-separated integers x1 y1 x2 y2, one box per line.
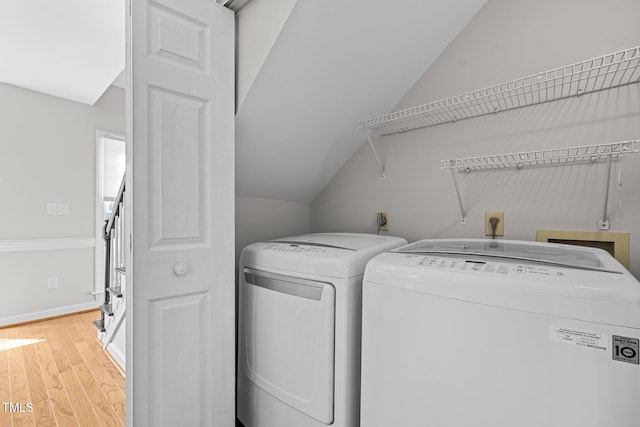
240 268 336 424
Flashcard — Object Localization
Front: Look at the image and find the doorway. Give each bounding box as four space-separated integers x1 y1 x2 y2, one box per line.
95 131 126 298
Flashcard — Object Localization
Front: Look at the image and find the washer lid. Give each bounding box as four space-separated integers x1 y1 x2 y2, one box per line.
366 239 640 327
394 238 621 273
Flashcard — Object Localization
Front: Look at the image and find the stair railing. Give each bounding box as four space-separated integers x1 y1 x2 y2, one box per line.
94 175 126 332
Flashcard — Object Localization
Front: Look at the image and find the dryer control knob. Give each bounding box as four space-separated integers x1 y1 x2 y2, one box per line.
173 262 189 276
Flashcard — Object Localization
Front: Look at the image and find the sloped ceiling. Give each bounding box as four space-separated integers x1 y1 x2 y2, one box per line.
0 0 124 105
236 0 486 203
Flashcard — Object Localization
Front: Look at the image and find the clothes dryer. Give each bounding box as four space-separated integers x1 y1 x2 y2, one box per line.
237 233 407 427
361 239 640 427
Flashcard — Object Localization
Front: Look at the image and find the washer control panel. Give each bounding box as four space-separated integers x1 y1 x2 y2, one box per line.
406 254 555 276
264 243 327 253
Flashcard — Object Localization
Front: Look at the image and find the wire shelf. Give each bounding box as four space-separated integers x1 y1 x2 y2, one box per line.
360 46 640 135
441 140 639 172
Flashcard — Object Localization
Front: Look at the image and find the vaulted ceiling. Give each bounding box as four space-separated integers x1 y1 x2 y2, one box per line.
0 0 125 105
235 0 486 203
1 0 486 204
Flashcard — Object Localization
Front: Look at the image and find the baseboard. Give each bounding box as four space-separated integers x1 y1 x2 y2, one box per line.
105 341 126 375
0 301 101 327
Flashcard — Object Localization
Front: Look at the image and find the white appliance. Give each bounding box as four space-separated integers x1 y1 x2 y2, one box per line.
237 232 407 427
361 239 640 427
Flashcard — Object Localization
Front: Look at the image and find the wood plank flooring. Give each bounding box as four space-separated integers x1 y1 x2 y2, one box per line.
0 310 125 427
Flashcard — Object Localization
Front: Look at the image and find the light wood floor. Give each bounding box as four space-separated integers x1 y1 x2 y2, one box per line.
0 310 125 427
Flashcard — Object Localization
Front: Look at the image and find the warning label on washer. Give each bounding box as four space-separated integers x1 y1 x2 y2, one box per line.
612 335 639 365
549 326 608 351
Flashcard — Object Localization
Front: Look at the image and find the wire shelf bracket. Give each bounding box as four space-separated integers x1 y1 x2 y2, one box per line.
365 130 385 180
449 168 467 224
441 140 639 230
359 46 640 136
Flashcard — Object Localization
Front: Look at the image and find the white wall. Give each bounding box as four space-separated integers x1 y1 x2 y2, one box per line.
234 0 309 261
235 0 298 109
0 82 310 324
236 197 310 263
0 83 125 324
311 0 640 278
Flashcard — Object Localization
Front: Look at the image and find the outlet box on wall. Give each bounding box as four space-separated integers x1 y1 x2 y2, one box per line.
377 212 389 232
485 211 504 237
47 277 59 289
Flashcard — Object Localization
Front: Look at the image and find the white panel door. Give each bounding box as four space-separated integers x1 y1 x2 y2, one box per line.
126 0 234 426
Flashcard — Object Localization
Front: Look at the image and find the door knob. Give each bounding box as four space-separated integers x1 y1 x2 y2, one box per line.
173 262 189 276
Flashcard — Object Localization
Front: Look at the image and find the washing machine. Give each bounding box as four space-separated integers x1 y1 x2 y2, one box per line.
237 232 407 427
360 239 640 427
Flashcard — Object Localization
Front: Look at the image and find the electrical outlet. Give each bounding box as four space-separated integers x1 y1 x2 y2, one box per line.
377 212 389 232
47 277 59 289
485 211 504 237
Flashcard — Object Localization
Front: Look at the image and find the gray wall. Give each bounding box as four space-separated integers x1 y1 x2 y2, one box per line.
236 197 310 263
0 83 310 324
0 83 125 323
234 0 309 261
235 0 297 110
311 0 640 278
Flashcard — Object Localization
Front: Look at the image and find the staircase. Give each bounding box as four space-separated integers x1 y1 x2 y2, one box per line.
93 175 127 370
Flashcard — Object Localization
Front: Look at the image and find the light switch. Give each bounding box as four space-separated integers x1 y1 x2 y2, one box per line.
47 202 70 215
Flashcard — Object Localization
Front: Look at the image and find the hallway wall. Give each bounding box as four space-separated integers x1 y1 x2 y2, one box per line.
0 83 125 324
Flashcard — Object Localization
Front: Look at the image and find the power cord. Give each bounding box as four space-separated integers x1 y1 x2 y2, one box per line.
489 216 500 240
376 212 387 235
